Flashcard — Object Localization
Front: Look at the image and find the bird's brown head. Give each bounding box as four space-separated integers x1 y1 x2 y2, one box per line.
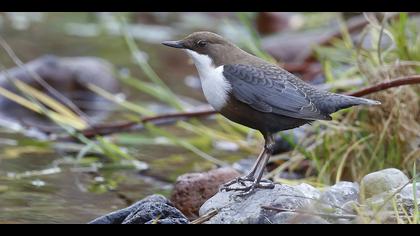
162 31 245 66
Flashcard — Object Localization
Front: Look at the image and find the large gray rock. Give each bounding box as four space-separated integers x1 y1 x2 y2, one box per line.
318 181 359 210
199 184 316 224
361 168 409 198
271 212 330 224
89 194 189 224
356 170 417 223
302 181 360 222
295 183 321 199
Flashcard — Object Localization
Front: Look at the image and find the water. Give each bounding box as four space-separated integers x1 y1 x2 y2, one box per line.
0 12 246 223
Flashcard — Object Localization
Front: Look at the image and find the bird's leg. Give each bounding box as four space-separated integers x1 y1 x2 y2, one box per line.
221 134 276 194
238 145 275 196
220 147 266 189
253 134 276 186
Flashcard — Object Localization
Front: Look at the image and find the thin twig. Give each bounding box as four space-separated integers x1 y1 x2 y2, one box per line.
141 109 217 123
79 109 217 138
190 209 218 224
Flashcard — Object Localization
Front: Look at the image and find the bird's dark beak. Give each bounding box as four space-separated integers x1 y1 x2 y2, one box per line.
162 40 185 49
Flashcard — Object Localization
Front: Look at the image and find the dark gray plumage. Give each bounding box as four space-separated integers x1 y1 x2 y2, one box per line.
223 64 380 124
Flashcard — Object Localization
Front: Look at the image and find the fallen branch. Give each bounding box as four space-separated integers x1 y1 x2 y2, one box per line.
75 74 420 138
81 109 217 138
141 109 217 123
345 75 420 97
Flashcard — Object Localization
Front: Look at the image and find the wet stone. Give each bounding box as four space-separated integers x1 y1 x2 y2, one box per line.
199 183 314 224
170 167 240 219
89 194 189 224
318 181 360 210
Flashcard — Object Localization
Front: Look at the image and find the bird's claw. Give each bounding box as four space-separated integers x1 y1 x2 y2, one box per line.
220 178 275 196
220 176 253 189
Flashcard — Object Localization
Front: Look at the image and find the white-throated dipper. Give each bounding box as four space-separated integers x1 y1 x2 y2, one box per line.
162 31 381 195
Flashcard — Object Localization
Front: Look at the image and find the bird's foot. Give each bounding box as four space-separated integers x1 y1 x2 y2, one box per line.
220 178 275 196
220 176 254 189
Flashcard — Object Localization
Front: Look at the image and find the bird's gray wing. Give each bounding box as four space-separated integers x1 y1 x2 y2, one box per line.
223 64 330 120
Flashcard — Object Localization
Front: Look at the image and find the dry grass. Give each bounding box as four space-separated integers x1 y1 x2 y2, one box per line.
273 13 420 185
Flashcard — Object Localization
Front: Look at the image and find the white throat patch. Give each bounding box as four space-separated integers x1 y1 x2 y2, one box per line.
185 49 231 111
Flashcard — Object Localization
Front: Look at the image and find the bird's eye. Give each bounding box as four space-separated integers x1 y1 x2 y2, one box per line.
197 40 207 47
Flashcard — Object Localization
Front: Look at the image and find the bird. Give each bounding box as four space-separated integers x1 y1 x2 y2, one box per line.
162 31 381 195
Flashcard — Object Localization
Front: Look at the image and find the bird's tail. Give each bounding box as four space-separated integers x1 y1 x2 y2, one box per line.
320 93 381 115
339 94 381 106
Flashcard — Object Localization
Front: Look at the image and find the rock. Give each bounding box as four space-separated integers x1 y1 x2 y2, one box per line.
122 201 189 224
396 183 420 215
342 201 359 214
400 183 420 199
0 55 119 126
361 168 409 198
319 182 359 210
313 181 360 220
364 191 393 210
89 194 189 224
357 170 417 223
362 188 415 223
271 212 330 224
199 184 314 224
170 167 241 219
193 168 415 224
295 183 321 199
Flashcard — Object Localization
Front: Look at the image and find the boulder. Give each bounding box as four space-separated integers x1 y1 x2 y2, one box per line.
89 194 189 224
170 167 240 219
199 183 314 224
361 168 409 198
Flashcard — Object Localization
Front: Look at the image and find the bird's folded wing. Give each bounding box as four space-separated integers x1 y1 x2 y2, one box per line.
223 64 330 120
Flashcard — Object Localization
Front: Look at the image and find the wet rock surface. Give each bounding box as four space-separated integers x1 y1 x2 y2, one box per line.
272 212 331 224
198 168 416 224
170 167 240 219
89 195 189 224
318 182 359 212
90 168 416 224
199 183 314 224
